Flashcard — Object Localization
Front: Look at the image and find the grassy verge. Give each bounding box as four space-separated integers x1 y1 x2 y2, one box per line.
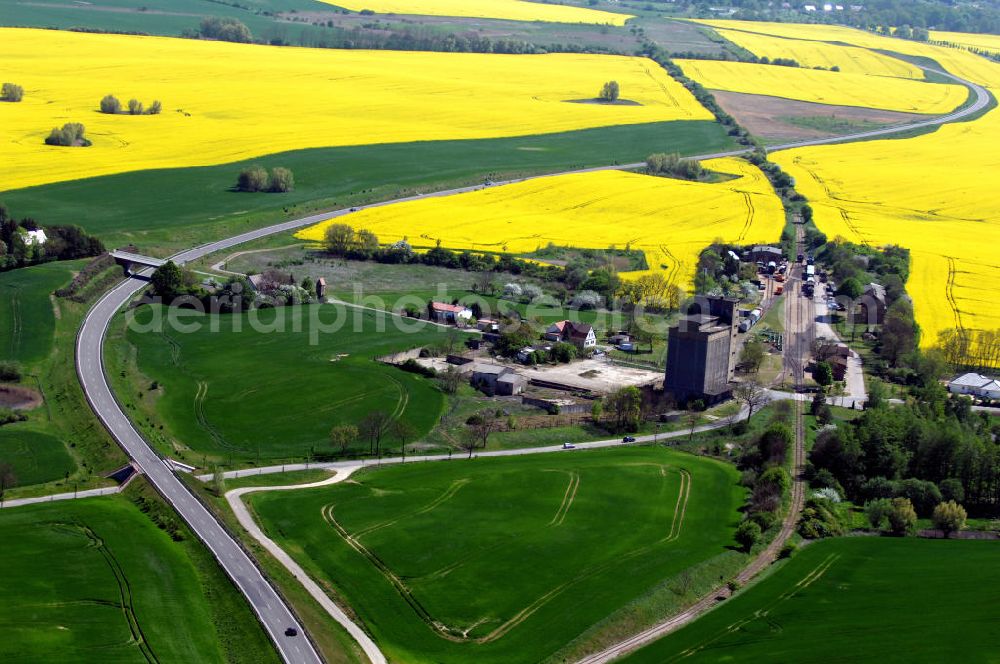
182 473 366 664
1 261 127 499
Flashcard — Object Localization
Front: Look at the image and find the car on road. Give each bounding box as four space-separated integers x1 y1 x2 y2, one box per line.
622 436 636 443
349 207 359 212
285 627 298 637
562 442 576 449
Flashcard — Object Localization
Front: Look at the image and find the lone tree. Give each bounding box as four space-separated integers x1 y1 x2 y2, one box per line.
931 500 967 537
359 410 393 456
735 520 761 552
466 410 503 453
329 424 358 457
0 462 16 506
128 98 144 115
1 82 24 102
814 361 834 387
150 260 193 301
324 223 354 255
605 385 642 433
599 80 620 102
733 379 769 422
100 94 121 114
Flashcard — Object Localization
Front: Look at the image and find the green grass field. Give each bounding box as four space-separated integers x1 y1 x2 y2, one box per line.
0 261 75 365
110 304 449 465
248 447 744 663
2 122 734 254
0 426 75 487
623 537 1000 663
0 491 278 663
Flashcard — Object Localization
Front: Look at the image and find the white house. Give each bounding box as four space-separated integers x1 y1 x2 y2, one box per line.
544 320 597 351
430 301 473 325
948 373 1000 400
22 229 47 246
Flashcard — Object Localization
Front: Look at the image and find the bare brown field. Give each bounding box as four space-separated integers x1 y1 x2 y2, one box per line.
713 90 925 142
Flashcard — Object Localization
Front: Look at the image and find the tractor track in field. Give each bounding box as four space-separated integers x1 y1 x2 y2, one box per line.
74 57 990 664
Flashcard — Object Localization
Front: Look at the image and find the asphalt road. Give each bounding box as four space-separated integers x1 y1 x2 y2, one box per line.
75 62 990 664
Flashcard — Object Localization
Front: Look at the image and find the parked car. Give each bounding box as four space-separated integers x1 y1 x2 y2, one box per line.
562 442 576 449
622 436 636 443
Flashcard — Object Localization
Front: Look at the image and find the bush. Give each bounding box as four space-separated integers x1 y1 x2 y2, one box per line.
778 542 797 559
1 82 23 102
99 94 121 114
127 98 144 115
237 165 269 192
735 520 761 552
865 498 892 530
147 100 162 115
931 500 967 536
44 122 89 147
887 497 917 536
199 16 252 43
0 361 21 382
570 289 601 310
269 167 294 193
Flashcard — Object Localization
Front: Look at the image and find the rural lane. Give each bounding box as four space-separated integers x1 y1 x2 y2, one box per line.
74 62 990 664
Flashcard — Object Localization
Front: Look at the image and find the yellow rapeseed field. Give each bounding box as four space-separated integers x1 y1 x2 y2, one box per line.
706 26 923 78
322 0 632 25
297 158 785 289
733 21 1000 346
0 28 707 192
675 59 967 114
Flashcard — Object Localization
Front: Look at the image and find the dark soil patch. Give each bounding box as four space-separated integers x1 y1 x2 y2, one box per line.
0 384 43 410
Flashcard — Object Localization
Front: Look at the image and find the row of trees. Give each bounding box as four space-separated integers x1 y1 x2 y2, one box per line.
0 206 104 272
100 94 161 115
936 327 1000 375
236 166 294 193
1 82 23 102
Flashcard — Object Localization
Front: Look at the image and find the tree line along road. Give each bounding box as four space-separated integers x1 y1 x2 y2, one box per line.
74 61 990 664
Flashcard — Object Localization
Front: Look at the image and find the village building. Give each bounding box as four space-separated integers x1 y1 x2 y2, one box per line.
470 363 524 396
664 297 739 405
746 245 783 264
948 373 1000 400
854 282 887 326
544 320 597 351
430 301 473 325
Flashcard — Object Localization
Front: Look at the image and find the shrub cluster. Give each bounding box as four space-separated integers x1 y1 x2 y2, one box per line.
44 122 89 147
0 361 22 382
236 166 294 193
100 94 162 115
646 152 703 180
199 17 252 43
1 82 23 102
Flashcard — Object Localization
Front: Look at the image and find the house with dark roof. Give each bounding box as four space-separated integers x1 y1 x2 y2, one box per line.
544 320 596 351
854 283 887 326
430 301 473 325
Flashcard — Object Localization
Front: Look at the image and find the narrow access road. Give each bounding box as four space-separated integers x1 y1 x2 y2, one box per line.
225 468 389 664
75 62 990 664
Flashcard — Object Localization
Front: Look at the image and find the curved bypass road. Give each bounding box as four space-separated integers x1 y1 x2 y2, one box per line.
76 64 990 664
